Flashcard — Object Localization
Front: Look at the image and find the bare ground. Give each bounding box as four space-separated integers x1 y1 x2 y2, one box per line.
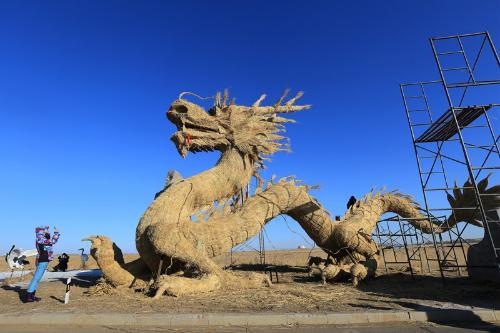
1 248 499 315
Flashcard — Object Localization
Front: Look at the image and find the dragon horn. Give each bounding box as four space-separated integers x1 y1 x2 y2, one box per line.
222 89 229 107
453 180 462 201
253 94 266 107
274 89 290 108
285 91 304 106
446 191 456 207
215 91 221 107
477 173 491 193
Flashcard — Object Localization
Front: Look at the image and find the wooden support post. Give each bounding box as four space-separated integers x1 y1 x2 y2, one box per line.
155 257 164 283
64 277 71 304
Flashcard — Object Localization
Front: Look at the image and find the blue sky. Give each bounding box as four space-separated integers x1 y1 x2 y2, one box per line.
1 1 499 254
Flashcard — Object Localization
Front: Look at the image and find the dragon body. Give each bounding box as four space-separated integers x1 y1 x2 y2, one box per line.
85 91 499 297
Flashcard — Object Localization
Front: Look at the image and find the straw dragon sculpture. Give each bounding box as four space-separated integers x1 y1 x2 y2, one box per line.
84 91 499 297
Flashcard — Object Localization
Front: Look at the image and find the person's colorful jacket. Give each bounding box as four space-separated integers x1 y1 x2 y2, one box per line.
35 226 60 263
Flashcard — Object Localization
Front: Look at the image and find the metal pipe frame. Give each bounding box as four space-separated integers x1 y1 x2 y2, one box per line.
399 31 500 281
430 32 499 265
373 216 429 279
401 84 447 280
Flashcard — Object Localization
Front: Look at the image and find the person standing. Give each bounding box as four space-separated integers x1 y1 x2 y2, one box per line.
25 226 60 303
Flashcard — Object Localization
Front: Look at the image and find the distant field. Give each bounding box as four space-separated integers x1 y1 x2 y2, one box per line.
0 249 323 273
1 244 469 278
1 254 111 272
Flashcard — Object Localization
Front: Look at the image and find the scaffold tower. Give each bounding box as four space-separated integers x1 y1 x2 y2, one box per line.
400 32 500 280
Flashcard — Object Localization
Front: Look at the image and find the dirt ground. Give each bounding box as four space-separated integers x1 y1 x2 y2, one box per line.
1 248 499 315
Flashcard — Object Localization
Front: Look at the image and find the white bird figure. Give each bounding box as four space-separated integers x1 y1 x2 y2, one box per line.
5 245 38 279
78 248 89 270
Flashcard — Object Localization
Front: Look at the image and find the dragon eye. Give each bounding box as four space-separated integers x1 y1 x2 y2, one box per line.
170 105 188 114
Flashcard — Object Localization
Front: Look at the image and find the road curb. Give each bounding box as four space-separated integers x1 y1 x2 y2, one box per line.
0 310 497 327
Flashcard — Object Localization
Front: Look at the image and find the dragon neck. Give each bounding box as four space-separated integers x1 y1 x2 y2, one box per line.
136 148 253 260
149 148 252 216
187 147 254 209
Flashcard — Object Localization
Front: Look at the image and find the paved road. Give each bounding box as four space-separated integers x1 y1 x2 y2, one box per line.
1 323 499 333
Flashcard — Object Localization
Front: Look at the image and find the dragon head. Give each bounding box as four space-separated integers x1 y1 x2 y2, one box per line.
167 90 310 167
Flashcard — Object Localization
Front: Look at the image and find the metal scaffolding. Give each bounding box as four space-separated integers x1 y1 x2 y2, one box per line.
374 215 431 277
400 32 500 280
374 214 468 277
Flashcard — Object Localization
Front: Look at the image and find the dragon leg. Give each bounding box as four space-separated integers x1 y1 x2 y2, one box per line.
153 242 271 299
83 235 150 288
152 239 269 298
151 238 221 297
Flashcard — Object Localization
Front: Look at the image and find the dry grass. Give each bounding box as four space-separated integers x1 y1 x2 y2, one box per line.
1 265 498 315
1 248 498 315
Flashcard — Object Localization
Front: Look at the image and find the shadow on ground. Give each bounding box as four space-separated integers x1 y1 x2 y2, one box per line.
358 273 500 310
54 275 98 289
1 285 25 302
398 301 499 332
0 273 99 303
227 263 308 273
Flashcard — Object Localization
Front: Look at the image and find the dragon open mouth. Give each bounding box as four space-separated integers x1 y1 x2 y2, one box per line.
181 122 217 132
169 120 221 157
166 100 222 157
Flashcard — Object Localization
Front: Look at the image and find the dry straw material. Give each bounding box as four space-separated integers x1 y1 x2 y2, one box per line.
85 91 498 298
